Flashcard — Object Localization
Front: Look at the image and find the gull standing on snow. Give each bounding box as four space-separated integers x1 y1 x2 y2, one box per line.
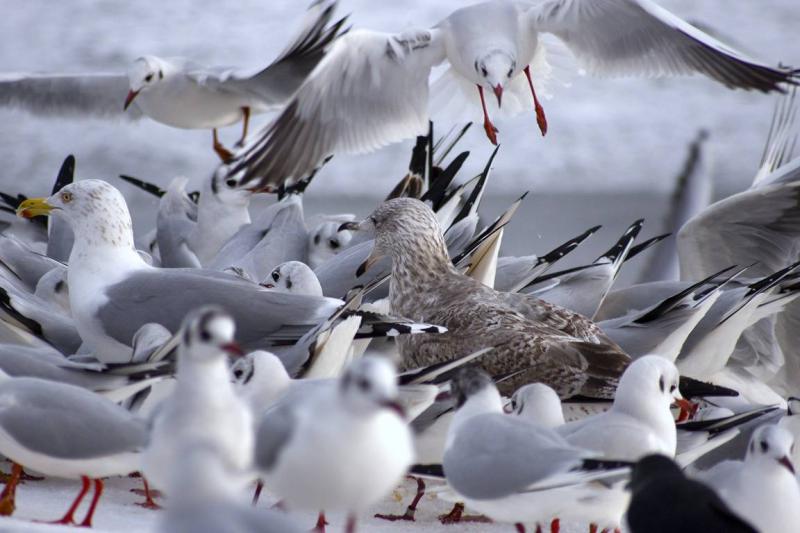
143 307 253 494
227 0 797 189
344 197 630 398
698 425 800 533
0 1 346 160
15 179 341 363
254 357 414 533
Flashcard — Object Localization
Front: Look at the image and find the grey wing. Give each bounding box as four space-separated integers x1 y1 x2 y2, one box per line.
206 0 346 106
0 234 65 290
314 239 390 299
97 269 340 347
528 0 797 92
254 401 297 472
226 28 447 190
0 379 148 459
443 413 587 499
0 73 143 118
677 176 800 280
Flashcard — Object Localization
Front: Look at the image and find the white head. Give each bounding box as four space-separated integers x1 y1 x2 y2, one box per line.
230 350 289 391
260 261 323 296
339 357 403 417
179 306 243 364
746 424 796 475
207 164 254 206
125 55 170 110
614 355 682 417
510 383 565 428
308 220 353 268
475 50 516 106
17 179 135 254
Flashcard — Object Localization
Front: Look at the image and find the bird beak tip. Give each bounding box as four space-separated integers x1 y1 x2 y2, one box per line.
222 342 244 357
493 84 503 107
124 89 139 111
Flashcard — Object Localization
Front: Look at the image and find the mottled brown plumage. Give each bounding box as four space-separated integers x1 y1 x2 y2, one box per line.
363 197 630 398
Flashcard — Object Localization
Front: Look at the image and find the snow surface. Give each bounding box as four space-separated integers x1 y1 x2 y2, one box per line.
0 0 798 198
0 475 590 532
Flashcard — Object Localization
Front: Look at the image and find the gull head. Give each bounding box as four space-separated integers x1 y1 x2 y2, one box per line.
346 198 449 276
339 357 403 417
746 424 796 475
509 382 564 427
209 164 255 206
308 218 354 268
180 306 243 363
260 261 322 297
475 50 516 106
125 55 168 110
17 179 134 250
614 355 681 413
231 350 289 390
450 366 495 409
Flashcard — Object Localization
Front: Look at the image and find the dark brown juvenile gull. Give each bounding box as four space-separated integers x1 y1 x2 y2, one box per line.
350 197 630 398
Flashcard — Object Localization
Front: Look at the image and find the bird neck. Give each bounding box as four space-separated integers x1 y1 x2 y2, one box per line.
66 211 144 274
388 231 456 314
446 387 503 450
177 355 233 396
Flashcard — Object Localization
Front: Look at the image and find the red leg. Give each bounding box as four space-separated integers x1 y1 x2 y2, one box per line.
517 524 527 533
0 463 22 516
589 524 598 533
551 518 560 533
438 502 464 524
345 514 357 533
238 107 251 146
477 85 499 145
79 478 104 527
48 476 91 525
134 477 161 510
375 476 425 521
313 511 328 532
252 480 264 505
212 129 234 162
523 66 548 136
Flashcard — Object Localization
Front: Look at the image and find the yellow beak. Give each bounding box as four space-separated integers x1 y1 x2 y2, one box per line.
16 197 54 219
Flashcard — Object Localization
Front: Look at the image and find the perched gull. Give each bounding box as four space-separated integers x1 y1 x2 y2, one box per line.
307 215 356 269
347 197 629 397
226 0 797 189
698 424 800 533
260 261 323 297
254 357 414 533
0 1 346 160
509 382 565 428
441 367 630 532
16 179 340 363
625 455 757 533
0 370 148 525
143 307 253 494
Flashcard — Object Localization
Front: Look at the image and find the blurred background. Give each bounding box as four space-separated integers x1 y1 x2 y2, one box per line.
0 0 798 281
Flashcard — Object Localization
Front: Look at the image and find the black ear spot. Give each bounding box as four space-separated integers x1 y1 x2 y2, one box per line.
183 328 192 346
286 278 293 290
313 234 321 245
158 70 164 80
760 441 769 453
658 376 665 393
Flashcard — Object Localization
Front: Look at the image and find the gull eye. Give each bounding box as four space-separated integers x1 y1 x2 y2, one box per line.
329 239 340 250
225 179 237 188
670 384 676 393
144 73 153 82
511 399 517 411
271 271 280 282
480 67 488 77
60 191 73 203
199 329 211 342
358 378 371 391
760 441 769 453
507 68 513 77
233 369 243 379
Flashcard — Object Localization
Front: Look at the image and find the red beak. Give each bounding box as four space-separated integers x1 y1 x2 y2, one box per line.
493 84 503 107
778 456 796 474
261 283 275 289
124 89 139 111
221 342 244 357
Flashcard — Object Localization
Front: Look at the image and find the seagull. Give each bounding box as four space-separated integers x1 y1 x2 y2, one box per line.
307 215 356 269
0 1 346 160
254 357 414 533
0 370 148 525
698 424 800 533
226 0 798 190
345 197 630 398
625 454 757 533
15 179 341 363
142 306 253 494
260 261 323 297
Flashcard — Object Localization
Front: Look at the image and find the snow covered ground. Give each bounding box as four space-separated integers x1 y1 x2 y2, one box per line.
0 476 588 532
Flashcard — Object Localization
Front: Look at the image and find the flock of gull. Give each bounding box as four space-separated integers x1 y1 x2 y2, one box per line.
1 0 800 532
